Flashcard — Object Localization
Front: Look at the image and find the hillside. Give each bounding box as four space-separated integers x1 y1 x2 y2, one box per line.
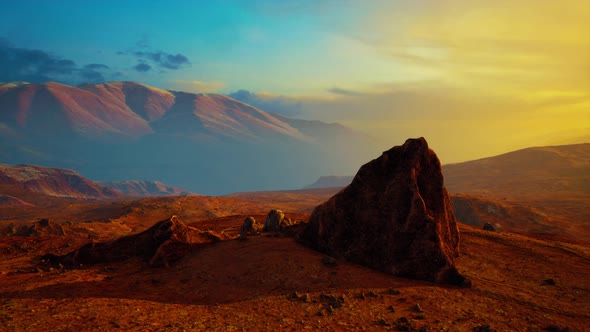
99 180 192 197
0 81 369 194
443 143 590 196
0 164 121 200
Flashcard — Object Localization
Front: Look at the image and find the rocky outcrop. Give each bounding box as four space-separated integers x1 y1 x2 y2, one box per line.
5 219 66 237
298 138 469 286
240 216 262 237
263 209 293 231
43 215 236 268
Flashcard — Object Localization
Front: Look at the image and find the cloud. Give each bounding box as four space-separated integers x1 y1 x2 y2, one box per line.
170 80 225 93
326 87 366 97
134 63 151 72
227 90 303 116
84 63 109 70
133 51 190 70
0 38 114 84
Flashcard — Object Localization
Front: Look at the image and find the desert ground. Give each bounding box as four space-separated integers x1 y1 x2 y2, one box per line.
1 189 589 332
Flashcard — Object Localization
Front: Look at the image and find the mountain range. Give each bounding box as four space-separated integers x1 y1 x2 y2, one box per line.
0 81 372 194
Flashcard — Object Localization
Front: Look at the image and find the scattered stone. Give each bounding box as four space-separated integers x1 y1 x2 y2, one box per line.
298 138 470 286
264 209 285 232
302 293 312 303
387 305 396 312
542 278 557 286
482 222 496 231
377 318 391 326
367 291 379 298
412 303 424 312
357 292 366 300
397 317 412 331
239 216 262 238
290 292 302 299
321 256 337 266
415 314 426 320
386 287 401 295
473 325 496 332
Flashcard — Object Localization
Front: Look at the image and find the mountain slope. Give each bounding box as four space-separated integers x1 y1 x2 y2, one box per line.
100 180 192 197
0 80 378 194
0 82 153 141
443 143 590 195
0 164 121 200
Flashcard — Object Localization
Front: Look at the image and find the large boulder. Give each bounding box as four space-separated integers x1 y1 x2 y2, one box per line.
240 216 262 238
43 215 236 268
264 209 292 232
298 138 469 286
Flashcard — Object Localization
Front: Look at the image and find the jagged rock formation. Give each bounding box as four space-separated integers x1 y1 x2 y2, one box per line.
43 216 236 268
298 138 470 286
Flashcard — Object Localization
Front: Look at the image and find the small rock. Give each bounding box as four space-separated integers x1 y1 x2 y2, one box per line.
367 291 378 298
483 222 496 231
321 256 337 266
413 303 424 312
387 305 396 312
473 325 496 332
415 314 426 320
542 278 557 286
386 287 401 295
377 318 391 326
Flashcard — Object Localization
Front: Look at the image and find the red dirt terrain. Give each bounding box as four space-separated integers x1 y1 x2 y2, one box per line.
1 213 588 331
0 142 589 331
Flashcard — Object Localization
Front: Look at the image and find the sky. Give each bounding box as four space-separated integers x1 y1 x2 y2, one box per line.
1 0 589 163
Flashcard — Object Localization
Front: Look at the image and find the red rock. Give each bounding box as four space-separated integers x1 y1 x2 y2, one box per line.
43 215 236 268
298 137 469 286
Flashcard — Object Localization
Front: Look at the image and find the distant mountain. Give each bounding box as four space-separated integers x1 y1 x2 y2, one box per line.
100 180 192 197
305 175 353 189
0 81 371 194
0 164 121 199
443 143 590 196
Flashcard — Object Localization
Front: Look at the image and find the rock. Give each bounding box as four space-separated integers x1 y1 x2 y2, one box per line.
11 219 66 237
473 325 496 332
321 256 337 266
263 209 285 232
542 278 557 286
483 222 496 231
413 303 424 312
240 216 262 238
386 288 401 295
298 137 470 286
42 215 237 268
377 318 391 326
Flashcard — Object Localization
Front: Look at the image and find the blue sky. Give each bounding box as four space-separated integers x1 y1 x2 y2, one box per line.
1 0 588 162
